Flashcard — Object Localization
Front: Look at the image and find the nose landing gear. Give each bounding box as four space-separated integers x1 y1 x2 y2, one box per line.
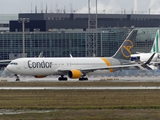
15 74 20 81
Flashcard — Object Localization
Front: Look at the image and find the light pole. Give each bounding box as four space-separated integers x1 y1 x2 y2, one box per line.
18 18 29 57
101 31 103 56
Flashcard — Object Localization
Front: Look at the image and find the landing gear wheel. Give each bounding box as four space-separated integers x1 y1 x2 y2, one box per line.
16 78 20 81
79 77 88 81
58 75 68 81
15 74 20 81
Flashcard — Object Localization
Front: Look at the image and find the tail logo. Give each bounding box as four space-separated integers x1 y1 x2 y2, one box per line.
121 40 133 58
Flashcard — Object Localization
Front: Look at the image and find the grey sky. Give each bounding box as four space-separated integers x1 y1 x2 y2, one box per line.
0 0 160 14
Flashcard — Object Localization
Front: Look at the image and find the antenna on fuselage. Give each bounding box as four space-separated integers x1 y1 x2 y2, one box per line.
38 52 43 58
70 54 73 58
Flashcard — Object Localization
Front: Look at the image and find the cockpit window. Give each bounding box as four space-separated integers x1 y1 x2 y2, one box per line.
10 62 18 65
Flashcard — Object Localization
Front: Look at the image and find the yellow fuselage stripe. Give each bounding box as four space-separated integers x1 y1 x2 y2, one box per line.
101 58 113 72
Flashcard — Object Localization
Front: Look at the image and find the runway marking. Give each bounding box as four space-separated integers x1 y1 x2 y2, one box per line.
0 87 160 90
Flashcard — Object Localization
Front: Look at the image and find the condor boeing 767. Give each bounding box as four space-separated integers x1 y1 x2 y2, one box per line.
6 30 153 81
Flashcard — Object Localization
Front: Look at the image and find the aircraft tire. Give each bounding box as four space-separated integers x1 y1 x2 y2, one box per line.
58 77 62 81
16 79 20 81
79 77 88 81
79 78 84 81
64 77 68 80
58 77 68 81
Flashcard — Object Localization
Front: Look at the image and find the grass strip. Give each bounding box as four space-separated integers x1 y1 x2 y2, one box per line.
0 89 160 119
1 81 160 87
0 89 160 110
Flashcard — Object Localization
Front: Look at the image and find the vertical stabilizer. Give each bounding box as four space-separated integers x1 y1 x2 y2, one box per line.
150 29 160 53
112 29 138 60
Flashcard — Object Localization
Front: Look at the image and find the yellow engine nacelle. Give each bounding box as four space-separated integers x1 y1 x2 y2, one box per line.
68 69 82 79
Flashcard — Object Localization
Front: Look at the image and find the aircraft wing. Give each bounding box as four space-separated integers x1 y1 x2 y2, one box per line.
58 53 155 73
80 64 145 71
149 61 160 65
0 60 11 62
57 63 145 73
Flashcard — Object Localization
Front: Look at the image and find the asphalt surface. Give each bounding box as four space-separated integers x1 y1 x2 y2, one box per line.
1 76 160 82
0 86 160 90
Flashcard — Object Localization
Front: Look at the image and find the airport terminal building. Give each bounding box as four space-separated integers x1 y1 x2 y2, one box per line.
0 14 17 32
10 13 160 32
0 13 160 60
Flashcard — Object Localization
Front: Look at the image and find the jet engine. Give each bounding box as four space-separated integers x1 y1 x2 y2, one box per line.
68 69 82 79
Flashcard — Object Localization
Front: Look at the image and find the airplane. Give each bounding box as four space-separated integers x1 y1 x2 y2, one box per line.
6 29 153 81
131 29 160 69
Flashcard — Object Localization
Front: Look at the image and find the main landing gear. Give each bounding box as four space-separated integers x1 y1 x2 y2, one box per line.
58 75 68 81
15 74 20 81
79 74 88 81
79 76 88 81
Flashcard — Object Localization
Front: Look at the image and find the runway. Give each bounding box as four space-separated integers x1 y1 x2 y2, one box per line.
0 86 160 90
1 75 160 82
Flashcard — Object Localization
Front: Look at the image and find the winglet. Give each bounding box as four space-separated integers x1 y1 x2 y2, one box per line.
141 53 155 70
144 53 155 65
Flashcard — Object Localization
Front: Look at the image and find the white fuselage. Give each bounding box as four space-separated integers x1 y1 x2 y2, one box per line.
7 57 120 76
131 53 160 62
131 53 160 70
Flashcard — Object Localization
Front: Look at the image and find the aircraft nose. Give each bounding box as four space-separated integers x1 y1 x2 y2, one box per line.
6 64 13 72
6 64 10 71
